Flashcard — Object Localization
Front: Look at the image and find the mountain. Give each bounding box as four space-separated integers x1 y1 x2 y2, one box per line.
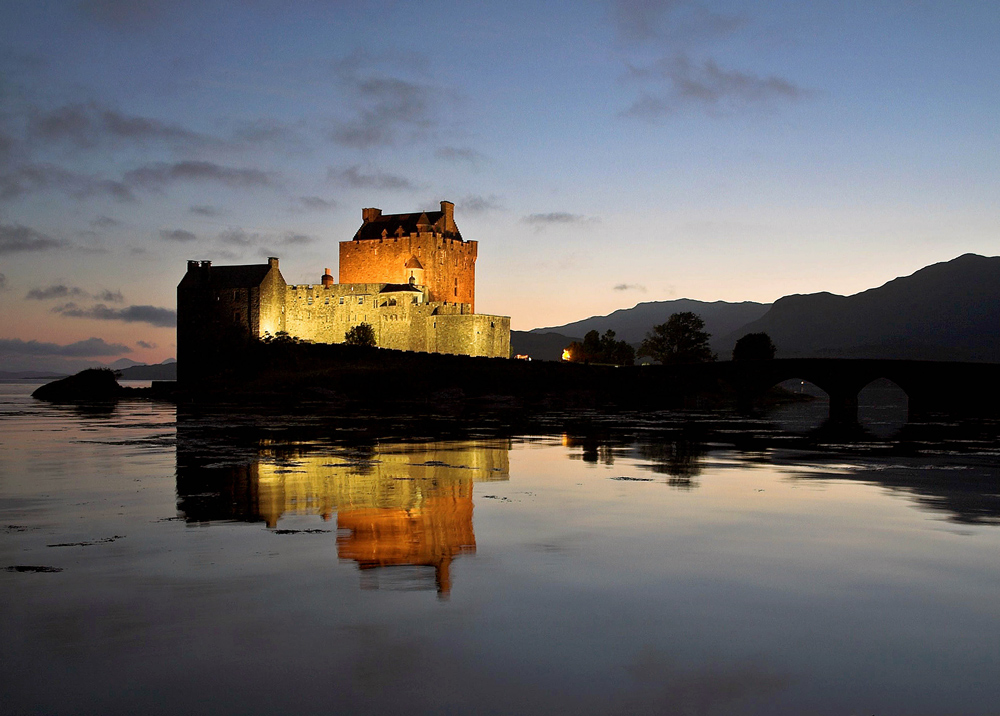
720 254 1000 362
530 299 771 352
117 362 177 380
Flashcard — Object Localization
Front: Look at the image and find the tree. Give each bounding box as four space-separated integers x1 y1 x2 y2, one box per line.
344 322 376 347
732 332 776 361
638 312 715 364
563 329 634 365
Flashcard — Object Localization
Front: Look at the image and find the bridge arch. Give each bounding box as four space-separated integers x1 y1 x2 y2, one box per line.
858 377 909 437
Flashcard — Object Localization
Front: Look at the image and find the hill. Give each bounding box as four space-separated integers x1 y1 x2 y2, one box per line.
721 254 1000 361
510 331 581 361
528 299 771 356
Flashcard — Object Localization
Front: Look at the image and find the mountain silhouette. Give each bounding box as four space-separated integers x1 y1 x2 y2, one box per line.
528 299 771 351
721 254 1000 361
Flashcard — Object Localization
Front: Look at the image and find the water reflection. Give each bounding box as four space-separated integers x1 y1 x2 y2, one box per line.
177 432 509 596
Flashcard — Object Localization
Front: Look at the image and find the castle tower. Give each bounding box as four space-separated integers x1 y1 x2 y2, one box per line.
339 200 477 311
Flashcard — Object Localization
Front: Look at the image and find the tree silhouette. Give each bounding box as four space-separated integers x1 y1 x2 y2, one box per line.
345 323 376 346
564 329 634 365
638 312 714 364
732 332 776 361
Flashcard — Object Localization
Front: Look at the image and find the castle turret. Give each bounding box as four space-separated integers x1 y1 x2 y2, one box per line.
441 201 455 233
321 268 334 287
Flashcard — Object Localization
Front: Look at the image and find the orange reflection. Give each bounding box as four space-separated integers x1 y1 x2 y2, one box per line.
255 441 508 595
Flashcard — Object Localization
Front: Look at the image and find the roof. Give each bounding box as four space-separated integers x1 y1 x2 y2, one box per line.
380 283 423 293
404 256 424 269
180 264 274 289
353 210 463 242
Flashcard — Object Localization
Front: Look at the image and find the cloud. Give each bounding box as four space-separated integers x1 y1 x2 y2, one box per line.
77 0 179 30
611 0 746 44
435 146 486 165
124 161 278 190
232 118 307 151
327 53 443 148
458 194 503 214
614 283 647 292
159 228 197 242
0 224 64 253
298 196 336 211
28 285 125 302
28 102 209 149
0 336 131 357
136 340 156 349
90 215 121 229
189 204 224 217
329 165 416 191
281 232 315 246
0 163 137 202
523 212 597 226
624 55 808 118
218 228 257 246
26 285 88 300
53 303 177 327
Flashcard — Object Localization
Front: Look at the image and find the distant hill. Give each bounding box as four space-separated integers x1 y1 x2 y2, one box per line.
511 331 580 361
720 254 1000 362
118 362 177 380
530 299 771 354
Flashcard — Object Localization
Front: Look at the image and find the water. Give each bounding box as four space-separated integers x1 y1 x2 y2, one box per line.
2 383 1000 715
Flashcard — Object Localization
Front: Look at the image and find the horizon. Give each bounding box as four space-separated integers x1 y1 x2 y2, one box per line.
1 2 998 372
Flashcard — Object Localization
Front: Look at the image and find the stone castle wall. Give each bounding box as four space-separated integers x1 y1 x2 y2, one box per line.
339 234 477 310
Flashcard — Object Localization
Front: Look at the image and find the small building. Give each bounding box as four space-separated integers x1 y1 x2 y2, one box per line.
177 202 511 382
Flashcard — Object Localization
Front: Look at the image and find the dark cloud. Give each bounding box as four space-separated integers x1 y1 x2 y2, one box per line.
136 340 156 349
232 118 307 151
189 204 224 217
91 215 121 229
96 289 124 303
458 194 503 214
624 55 808 118
328 54 442 148
28 102 210 150
298 196 336 211
329 165 416 191
77 0 175 29
53 302 177 328
159 228 197 242
612 0 746 44
218 228 258 247
523 212 596 226
282 232 316 246
124 161 278 190
614 283 647 292
0 163 137 202
0 224 64 253
434 146 486 165
0 336 131 357
26 285 88 301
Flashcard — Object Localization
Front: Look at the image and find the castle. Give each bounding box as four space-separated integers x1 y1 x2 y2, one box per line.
177 201 511 381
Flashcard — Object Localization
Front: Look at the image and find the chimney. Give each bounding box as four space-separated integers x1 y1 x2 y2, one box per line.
200 260 212 268
267 256 279 268
187 260 199 272
362 207 382 223
321 268 333 287
440 201 455 233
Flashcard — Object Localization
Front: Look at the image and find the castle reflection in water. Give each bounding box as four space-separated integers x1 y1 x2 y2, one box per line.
176 430 509 596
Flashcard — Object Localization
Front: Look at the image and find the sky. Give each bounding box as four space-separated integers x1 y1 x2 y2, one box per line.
0 0 998 371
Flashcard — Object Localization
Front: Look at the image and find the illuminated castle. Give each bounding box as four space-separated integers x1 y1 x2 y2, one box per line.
177 201 511 380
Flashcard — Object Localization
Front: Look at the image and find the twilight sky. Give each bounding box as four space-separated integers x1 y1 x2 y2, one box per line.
1 0 998 371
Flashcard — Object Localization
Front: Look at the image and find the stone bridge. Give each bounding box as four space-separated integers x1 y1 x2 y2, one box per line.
677 359 1000 423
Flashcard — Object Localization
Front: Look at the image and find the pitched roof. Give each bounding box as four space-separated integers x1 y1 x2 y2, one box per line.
404 256 424 269
379 283 423 293
180 264 274 289
353 210 463 242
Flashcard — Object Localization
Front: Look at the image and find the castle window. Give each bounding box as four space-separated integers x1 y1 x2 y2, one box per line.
325 298 329 305
233 312 240 323
233 291 238 301
339 297 344 304
358 297 363 305
307 297 313 305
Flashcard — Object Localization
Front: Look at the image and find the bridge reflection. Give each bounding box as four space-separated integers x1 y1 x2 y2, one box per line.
176 430 509 596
